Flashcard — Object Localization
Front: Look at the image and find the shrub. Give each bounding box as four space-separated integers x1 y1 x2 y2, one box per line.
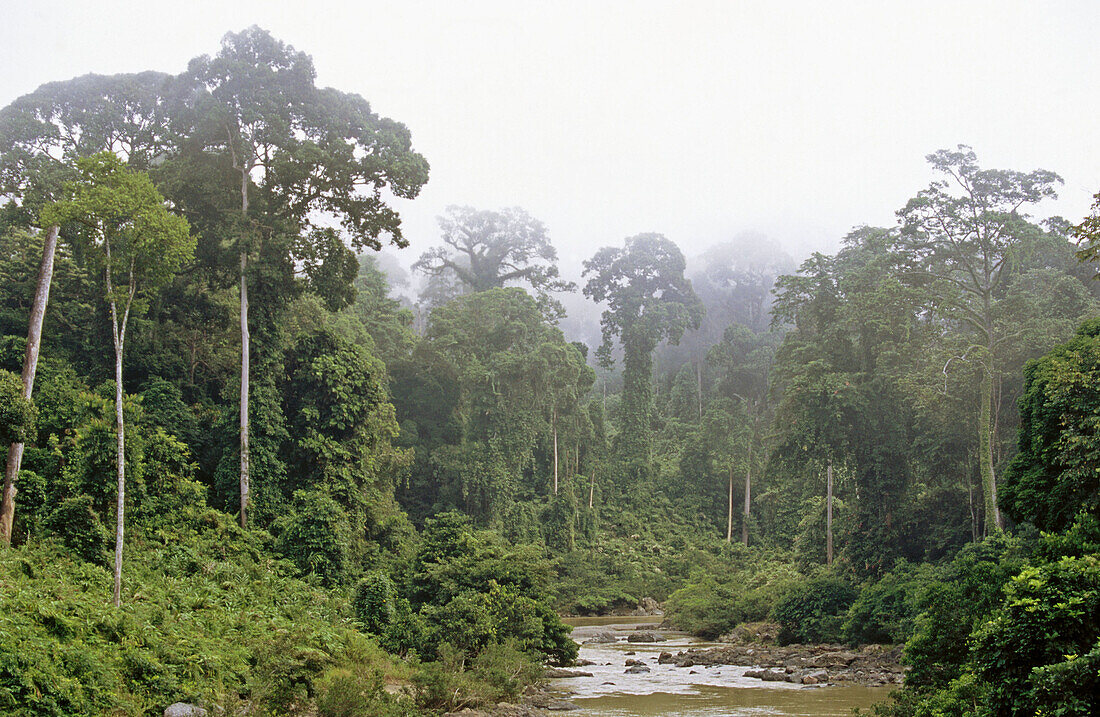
972 555 1100 717
903 533 1028 690
771 573 857 644
276 489 352 586
315 666 413 717
411 643 498 713
354 571 397 635
43 494 110 565
844 561 943 645
423 581 578 665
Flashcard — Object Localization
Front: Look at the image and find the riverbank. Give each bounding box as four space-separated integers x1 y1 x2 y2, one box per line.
658 641 905 686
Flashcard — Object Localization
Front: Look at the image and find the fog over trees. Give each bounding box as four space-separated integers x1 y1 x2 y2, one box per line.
1 15 1099 717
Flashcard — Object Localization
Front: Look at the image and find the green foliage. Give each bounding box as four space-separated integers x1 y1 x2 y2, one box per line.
275 489 352 587
42 494 110 565
583 233 703 470
409 288 592 523
972 555 1100 717
407 511 576 664
0 368 35 443
354 571 398 636
664 556 800 639
903 533 1029 690
315 663 414 717
770 573 857 644
411 641 540 713
1002 317 1100 531
41 152 193 311
843 561 944 645
0 517 414 717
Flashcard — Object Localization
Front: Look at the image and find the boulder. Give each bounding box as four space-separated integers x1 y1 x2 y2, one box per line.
164 705 207 717
718 621 781 645
657 651 675 664
822 651 859 668
624 659 646 667
639 597 662 615
624 664 651 674
527 693 581 711
745 668 787 682
802 669 829 685
545 699 581 711
543 667 593 678
626 631 665 643
583 630 618 644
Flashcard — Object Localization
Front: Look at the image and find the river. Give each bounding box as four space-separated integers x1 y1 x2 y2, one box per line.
551 616 895 717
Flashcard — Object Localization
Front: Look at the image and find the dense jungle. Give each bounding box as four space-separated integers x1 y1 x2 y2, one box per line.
0 27 1098 717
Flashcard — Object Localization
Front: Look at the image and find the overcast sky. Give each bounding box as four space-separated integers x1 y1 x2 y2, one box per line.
3 1 1099 279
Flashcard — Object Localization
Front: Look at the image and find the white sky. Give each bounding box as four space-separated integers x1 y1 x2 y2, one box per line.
3 0 1099 279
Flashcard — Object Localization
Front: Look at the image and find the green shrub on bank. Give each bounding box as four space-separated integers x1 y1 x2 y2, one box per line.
771 572 857 644
843 561 944 645
664 557 800 639
411 641 540 714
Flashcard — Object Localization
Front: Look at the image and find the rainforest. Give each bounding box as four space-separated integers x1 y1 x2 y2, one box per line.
1 24 1098 717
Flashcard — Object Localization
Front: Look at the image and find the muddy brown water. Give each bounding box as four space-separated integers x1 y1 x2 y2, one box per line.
554 616 895 717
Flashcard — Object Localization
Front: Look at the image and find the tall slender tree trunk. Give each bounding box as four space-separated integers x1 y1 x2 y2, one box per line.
726 466 733 542
552 408 559 495
978 360 1002 532
106 253 133 609
0 226 58 547
239 251 250 528
112 325 125 608
826 460 833 566
588 473 595 508
696 360 703 419
742 466 751 546
238 166 251 529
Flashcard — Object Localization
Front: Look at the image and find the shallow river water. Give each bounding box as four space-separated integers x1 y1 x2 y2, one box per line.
552 617 894 717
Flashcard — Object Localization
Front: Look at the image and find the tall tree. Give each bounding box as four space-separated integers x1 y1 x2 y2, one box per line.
413 206 574 316
583 233 702 476
180 27 428 526
897 146 1063 531
770 229 920 573
707 324 781 544
42 152 193 606
0 71 169 545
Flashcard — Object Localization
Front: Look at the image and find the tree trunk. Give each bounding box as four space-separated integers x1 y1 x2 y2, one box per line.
239 250 250 528
726 466 733 542
112 329 125 608
237 161 251 530
106 252 133 609
588 472 595 508
979 363 1002 532
0 225 58 547
826 460 833 566
552 408 558 495
696 360 703 419
620 337 655 466
742 466 751 546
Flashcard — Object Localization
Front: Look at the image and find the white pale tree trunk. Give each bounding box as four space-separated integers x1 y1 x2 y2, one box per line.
107 248 135 608
826 460 834 566
0 226 58 547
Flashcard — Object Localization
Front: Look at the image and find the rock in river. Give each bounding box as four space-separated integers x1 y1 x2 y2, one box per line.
583 630 618 644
